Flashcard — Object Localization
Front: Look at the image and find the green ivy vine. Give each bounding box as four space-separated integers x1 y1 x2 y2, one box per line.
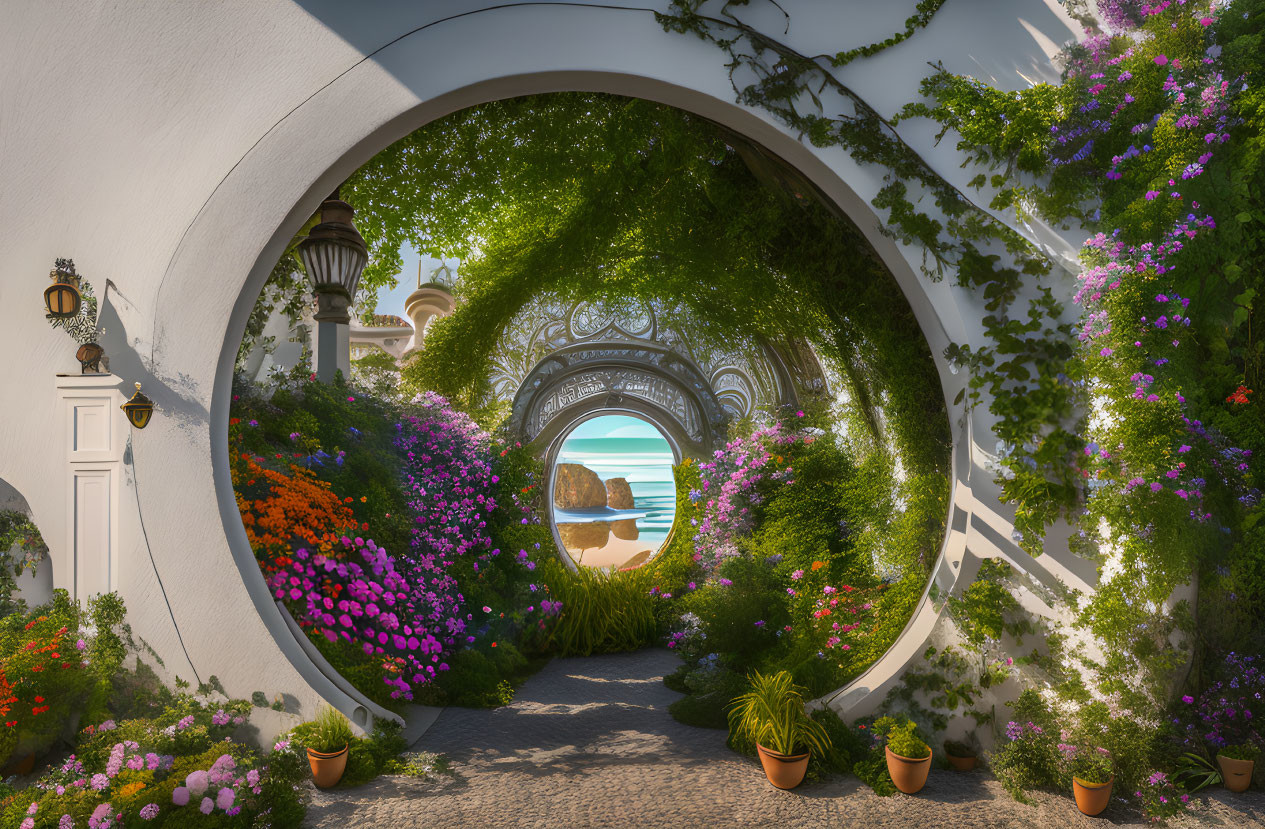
657 0 1085 553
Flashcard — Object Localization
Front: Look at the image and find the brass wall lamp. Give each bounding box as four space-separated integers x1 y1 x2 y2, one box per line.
44 258 82 318
120 383 154 429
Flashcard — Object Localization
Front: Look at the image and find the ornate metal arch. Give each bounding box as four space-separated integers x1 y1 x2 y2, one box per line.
507 341 727 456
490 296 828 453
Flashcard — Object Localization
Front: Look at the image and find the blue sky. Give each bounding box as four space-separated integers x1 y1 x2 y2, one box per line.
370 243 456 319
556 415 675 485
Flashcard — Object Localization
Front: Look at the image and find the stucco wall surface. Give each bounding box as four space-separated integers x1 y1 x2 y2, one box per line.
0 0 1088 722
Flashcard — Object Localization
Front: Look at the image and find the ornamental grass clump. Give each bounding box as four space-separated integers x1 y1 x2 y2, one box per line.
302 705 353 755
727 670 832 757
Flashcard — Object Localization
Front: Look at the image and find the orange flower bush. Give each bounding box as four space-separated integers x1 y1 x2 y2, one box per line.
230 449 359 576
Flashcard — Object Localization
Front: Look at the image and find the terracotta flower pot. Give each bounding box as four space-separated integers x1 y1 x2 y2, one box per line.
756 743 810 790
946 751 977 772
885 745 932 794
307 744 349 788
1217 754 1254 793
1072 776 1113 816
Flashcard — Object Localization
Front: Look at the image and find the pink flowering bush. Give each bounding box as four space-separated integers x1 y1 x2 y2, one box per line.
690 422 797 571
235 377 559 708
272 536 444 702
2 693 308 827
666 413 936 719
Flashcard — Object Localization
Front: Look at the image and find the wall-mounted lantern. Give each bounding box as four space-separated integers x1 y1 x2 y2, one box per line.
120 383 154 429
44 258 82 319
46 258 105 373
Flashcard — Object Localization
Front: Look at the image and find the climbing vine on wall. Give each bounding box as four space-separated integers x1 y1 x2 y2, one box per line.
657 0 1086 554
658 0 1265 719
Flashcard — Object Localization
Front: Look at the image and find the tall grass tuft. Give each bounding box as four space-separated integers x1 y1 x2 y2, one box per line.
539 560 658 656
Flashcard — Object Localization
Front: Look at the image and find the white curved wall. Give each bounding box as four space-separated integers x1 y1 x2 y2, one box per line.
0 0 1087 721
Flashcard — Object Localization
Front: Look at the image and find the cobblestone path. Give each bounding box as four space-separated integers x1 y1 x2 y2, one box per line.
305 649 1265 828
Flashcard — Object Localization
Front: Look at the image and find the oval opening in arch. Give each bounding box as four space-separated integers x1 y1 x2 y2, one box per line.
550 414 679 570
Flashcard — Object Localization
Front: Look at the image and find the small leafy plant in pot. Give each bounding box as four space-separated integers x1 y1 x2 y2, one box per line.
727 670 832 790
875 716 932 793
302 705 354 788
1216 742 1259 793
1069 747 1114 816
943 738 978 772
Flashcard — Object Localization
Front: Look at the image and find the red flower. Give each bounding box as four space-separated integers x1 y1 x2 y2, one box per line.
33 696 44 703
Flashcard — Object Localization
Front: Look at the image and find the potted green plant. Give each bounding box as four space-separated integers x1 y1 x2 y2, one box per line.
1216 742 1259 793
727 670 832 789
1070 748 1114 816
301 705 354 788
875 716 932 793
943 738 978 772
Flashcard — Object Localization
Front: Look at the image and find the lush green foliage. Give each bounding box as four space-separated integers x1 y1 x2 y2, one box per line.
1219 741 1262 761
347 93 950 486
658 1 1079 553
0 511 47 618
662 419 943 727
874 715 931 760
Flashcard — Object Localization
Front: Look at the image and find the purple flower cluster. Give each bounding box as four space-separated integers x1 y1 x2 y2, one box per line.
1062 2 1256 525
690 422 802 572
170 753 257 818
272 535 447 700
1172 652 1265 751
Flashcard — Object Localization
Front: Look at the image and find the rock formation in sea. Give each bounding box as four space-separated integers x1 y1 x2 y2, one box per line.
605 477 636 510
554 463 608 509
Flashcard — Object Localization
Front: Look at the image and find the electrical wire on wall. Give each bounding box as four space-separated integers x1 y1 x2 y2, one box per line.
125 433 203 687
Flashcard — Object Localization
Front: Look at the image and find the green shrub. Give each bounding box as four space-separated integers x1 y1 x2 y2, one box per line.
1220 742 1262 762
873 715 931 760
1069 748 1114 785
667 669 749 730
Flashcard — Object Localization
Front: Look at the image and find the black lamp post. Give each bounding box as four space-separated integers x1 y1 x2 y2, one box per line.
297 188 368 382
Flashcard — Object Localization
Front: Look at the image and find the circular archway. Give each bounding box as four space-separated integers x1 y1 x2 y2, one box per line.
134 3 1034 723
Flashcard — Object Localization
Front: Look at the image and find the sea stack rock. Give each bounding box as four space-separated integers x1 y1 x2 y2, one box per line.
554 463 608 509
605 478 636 510
611 518 640 541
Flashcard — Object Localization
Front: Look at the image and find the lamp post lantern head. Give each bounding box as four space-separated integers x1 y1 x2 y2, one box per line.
121 383 154 429
45 258 82 319
296 188 368 310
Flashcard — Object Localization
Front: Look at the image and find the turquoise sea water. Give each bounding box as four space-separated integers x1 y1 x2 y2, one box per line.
554 416 677 550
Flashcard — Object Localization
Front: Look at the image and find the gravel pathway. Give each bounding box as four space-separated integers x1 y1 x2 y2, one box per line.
304 649 1265 828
